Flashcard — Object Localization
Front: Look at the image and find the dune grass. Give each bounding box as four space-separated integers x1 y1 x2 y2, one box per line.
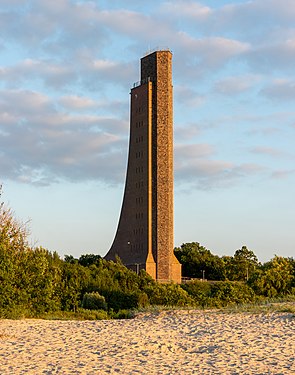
218 300 295 315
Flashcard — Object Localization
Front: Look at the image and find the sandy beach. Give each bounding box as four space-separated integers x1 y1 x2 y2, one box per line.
0 310 294 374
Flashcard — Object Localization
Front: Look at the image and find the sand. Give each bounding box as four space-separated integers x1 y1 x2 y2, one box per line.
0 310 294 374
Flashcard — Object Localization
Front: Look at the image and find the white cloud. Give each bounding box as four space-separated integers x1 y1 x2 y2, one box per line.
175 85 206 107
58 95 97 111
261 79 295 100
175 143 214 159
176 33 249 62
87 59 136 88
246 40 295 73
0 56 136 94
0 0 294 191
271 169 295 179
214 75 261 95
174 142 265 189
161 1 212 20
210 0 295 35
0 59 77 89
0 89 127 185
250 146 284 158
98 9 173 40
0 0 107 52
175 157 264 189
1 0 26 7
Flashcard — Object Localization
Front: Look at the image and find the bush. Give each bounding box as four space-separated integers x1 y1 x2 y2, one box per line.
82 292 107 311
102 290 140 311
182 280 256 308
138 292 149 308
110 309 135 319
181 280 211 307
209 281 255 307
0 305 33 319
39 309 109 320
248 256 295 297
75 308 109 320
144 283 193 307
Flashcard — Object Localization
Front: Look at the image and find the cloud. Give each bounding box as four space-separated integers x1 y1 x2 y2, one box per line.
175 85 206 107
222 0 295 25
57 95 129 124
209 0 295 36
250 146 284 158
271 169 295 179
0 57 136 92
84 59 136 90
1 0 26 7
174 123 204 141
0 0 108 54
98 9 173 41
0 0 294 193
261 79 295 101
175 158 264 190
0 59 77 90
58 95 97 111
174 142 265 189
174 33 250 69
1 0 281 88
246 40 295 73
155 0 295 78
161 1 212 21
160 0 295 42
175 143 214 159
214 75 261 95
0 89 127 186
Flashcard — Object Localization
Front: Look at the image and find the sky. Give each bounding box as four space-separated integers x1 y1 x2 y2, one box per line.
1 0 295 263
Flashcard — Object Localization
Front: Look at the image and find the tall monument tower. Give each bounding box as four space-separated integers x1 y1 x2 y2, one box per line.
105 50 181 283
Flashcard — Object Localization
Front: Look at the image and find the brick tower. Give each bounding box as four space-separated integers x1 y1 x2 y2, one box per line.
105 50 181 283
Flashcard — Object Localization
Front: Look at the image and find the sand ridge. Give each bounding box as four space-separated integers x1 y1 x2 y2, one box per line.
0 310 294 374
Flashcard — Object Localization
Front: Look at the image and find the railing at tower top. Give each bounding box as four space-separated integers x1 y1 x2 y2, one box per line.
132 76 152 88
143 47 172 57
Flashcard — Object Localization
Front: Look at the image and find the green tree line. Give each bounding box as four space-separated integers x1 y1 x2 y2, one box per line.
174 242 295 298
1 191 294 319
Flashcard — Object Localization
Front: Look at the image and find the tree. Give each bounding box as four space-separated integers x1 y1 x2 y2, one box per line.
221 255 235 280
64 255 78 264
82 292 107 310
15 247 63 314
174 242 226 280
78 253 102 267
249 255 295 297
0 187 29 252
61 261 91 311
0 186 30 312
232 246 259 281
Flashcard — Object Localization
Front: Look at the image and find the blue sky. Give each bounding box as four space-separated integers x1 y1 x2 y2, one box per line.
1 0 294 262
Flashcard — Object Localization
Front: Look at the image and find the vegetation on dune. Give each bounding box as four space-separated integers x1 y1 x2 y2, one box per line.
0 188 294 319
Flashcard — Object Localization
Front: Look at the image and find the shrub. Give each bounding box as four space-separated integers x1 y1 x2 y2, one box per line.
181 280 211 307
248 256 295 297
102 290 140 311
0 305 33 319
209 281 255 307
110 309 135 319
75 308 109 320
144 283 193 307
39 309 109 320
182 280 256 308
138 292 149 308
82 292 107 311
